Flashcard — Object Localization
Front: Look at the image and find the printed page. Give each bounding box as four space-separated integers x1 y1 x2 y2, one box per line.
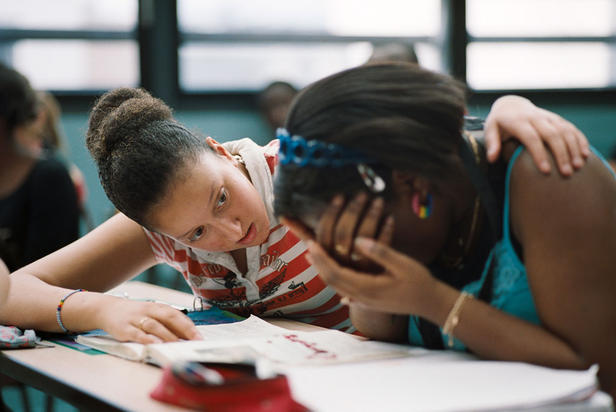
195 315 289 340
249 329 411 365
147 317 412 367
78 315 412 368
145 315 294 367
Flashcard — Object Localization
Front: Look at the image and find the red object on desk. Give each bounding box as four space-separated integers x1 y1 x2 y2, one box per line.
150 362 307 412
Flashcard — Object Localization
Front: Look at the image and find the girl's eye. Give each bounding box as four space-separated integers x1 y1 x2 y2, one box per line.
216 189 227 208
189 226 204 242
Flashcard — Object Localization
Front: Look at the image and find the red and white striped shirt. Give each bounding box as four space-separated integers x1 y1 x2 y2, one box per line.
143 138 353 332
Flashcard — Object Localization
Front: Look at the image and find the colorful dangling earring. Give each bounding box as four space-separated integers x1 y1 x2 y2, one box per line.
412 192 432 219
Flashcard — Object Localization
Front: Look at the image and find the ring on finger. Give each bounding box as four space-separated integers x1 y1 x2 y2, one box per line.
138 317 149 331
350 252 362 262
335 244 347 255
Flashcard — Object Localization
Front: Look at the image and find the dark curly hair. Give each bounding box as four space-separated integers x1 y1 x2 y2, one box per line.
0 63 38 137
274 62 467 220
86 88 212 227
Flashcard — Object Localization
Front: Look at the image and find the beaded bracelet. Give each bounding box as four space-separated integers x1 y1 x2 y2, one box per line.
56 289 86 333
442 291 473 348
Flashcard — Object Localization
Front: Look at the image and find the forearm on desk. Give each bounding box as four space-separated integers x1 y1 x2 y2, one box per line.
0 273 112 333
348 279 586 370
419 281 587 370
349 305 407 342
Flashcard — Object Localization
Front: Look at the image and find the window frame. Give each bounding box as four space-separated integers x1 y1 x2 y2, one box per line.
464 0 616 93
1 0 613 109
0 26 139 96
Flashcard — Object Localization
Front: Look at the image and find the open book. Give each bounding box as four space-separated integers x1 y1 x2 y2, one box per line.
76 315 412 368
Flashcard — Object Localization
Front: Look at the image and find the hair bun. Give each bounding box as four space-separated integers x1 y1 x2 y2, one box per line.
86 87 172 164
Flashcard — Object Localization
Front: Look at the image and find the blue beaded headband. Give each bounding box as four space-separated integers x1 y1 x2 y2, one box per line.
276 128 385 193
276 128 374 167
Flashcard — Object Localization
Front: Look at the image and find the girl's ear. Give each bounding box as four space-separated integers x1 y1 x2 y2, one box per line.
393 171 433 219
392 170 429 194
205 137 234 161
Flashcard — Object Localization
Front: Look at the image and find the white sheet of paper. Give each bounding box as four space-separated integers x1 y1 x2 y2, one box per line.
282 354 600 412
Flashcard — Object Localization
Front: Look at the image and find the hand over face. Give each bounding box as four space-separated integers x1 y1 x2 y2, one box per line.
283 192 393 272
282 193 436 315
305 237 435 315
100 298 202 344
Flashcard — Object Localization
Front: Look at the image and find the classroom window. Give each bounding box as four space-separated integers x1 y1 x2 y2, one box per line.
0 0 138 91
0 0 137 31
10 40 139 91
177 0 442 92
466 0 616 90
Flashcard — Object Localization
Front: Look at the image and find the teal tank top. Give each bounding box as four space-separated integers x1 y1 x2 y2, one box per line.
408 146 615 350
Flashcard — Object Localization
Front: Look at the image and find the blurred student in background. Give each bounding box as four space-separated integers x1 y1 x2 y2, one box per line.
257 43 419 137
36 90 92 231
368 42 419 64
258 81 298 133
0 63 80 272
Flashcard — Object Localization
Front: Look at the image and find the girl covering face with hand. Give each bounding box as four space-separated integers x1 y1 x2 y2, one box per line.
274 62 616 397
0 86 588 345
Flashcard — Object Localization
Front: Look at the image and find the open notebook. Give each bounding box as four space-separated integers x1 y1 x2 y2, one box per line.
75 315 412 368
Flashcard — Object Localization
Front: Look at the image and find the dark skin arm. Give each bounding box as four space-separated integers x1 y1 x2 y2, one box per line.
510 150 616 394
287 150 616 396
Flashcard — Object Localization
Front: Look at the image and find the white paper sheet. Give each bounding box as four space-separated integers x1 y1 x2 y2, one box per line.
282 354 601 412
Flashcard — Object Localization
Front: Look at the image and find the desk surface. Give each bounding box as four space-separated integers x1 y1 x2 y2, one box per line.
1 281 613 412
0 281 315 411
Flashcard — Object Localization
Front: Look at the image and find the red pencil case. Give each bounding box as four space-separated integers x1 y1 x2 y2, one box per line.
150 361 308 412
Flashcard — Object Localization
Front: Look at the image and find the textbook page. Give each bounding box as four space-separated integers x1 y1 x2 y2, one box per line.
75 315 281 362
77 315 412 367
195 314 290 339
147 326 412 367
73 335 148 361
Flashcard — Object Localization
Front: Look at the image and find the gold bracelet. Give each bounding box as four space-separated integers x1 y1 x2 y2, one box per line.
442 291 473 348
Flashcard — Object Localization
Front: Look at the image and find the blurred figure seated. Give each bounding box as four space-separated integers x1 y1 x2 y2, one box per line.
368 42 419 64
0 63 80 272
36 90 92 231
258 81 298 133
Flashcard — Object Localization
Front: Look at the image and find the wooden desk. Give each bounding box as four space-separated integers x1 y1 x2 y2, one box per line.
0 281 314 411
1 281 613 412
